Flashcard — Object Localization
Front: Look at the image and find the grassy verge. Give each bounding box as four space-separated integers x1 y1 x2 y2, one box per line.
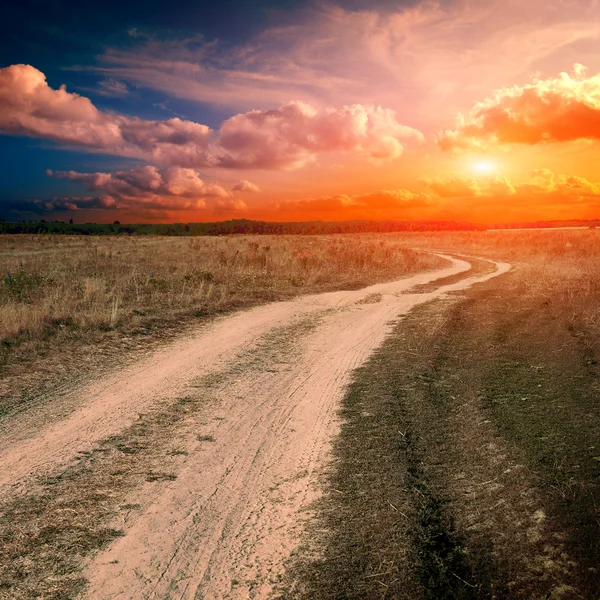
0 234 444 421
280 252 600 598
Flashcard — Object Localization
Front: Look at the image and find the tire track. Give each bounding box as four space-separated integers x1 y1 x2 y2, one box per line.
79 255 509 599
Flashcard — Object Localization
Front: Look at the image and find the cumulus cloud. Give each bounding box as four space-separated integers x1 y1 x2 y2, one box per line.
421 174 516 197
280 188 434 215
47 166 234 212
0 64 215 166
0 64 422 170
218 101 423 169
214 197 248 213
438 66 600 150
517 168 600 198
232 179 260 193
419 169 600 211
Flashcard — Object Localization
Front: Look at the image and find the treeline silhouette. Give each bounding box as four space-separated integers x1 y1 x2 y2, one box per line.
3 218 598 236
0 219 484 236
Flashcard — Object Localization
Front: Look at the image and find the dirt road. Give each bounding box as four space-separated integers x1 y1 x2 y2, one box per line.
0 253 510 599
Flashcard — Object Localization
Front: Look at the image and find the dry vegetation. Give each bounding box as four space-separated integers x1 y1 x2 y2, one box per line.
281 228 600 599
3 229 600 599
397 227 600 340
0 234 443 419
0 234 441 343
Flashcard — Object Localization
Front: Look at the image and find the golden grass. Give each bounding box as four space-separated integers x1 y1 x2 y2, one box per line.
0 233 443 345
393 228 600 334
280 228 600 599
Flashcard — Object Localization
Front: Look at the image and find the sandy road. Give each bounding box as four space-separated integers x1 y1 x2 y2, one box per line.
0 253 510 599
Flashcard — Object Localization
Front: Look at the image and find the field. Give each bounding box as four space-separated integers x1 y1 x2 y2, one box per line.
1 230 599 599
0 234 442 341
0 234 442 419
281 229 600 599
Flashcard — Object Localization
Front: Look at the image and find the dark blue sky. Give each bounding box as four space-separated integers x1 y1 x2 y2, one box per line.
3 0 301 67
2 0 407 77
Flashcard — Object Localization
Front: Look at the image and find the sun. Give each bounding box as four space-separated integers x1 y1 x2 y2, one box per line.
473 160 495 174
462 157 501 176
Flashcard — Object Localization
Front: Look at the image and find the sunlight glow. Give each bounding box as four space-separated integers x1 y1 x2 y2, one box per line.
473 160 495 174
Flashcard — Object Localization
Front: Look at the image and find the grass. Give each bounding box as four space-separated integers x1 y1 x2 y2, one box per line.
279 229 600 599
0 234 444 421
0 234 442 344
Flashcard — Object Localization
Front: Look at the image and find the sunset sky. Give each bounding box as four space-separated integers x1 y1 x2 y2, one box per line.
3 0 600 223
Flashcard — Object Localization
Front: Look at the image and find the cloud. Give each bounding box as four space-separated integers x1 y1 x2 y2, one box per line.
97 78 128 97
14 167 600 222
421 169 600 203
0 64 421 170
414 169 600 225
280 187 434 215
439 66 600 150
91 1 600 122
516 168 600 197
214 197 248 213
218 101 423 169
12 195 119 214
47 166 233 212
421 174 516 197
0 64 215 166
232 179 260 193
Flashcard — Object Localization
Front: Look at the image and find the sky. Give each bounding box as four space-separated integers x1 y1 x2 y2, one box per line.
2 0 600 224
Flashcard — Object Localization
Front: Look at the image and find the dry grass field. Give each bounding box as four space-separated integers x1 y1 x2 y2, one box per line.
402 228 600 356
282 228 600 599
0 234 442 342
0 234 443 420
2 229 600 599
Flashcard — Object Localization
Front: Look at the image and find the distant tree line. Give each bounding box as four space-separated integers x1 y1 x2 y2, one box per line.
491 219 600 229
0 218 485 236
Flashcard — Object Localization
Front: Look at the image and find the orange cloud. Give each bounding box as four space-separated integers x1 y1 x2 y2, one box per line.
421 174 516 197
279 188 434 220
276 169 600 223
232 180 261 193
516 168 600 198
422 169 600 223
19 167 600 224
439 65 600 150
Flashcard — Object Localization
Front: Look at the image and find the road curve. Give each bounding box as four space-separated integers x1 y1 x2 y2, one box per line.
0 253 511 599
